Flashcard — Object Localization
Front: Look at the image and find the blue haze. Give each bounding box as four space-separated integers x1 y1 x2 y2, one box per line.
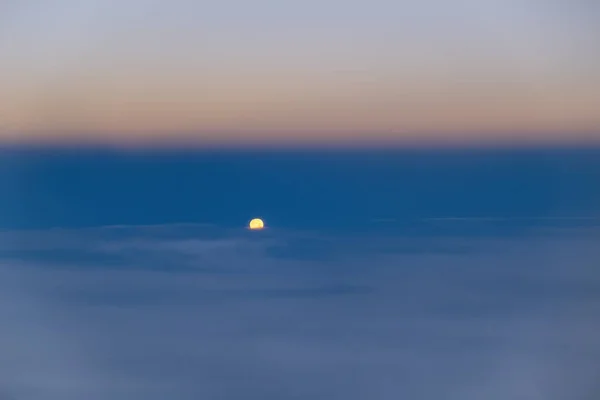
0 147 599 399
2 147 599 230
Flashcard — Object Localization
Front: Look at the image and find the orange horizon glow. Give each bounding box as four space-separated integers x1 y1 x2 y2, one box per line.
2 1 599 146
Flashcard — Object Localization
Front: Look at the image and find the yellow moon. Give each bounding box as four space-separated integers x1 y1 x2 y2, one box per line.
249 218 264 230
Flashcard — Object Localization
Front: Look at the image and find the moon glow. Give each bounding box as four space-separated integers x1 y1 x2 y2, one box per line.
249 218 265 230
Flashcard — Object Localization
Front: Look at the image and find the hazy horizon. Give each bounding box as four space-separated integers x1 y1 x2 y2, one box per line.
3 4 600 397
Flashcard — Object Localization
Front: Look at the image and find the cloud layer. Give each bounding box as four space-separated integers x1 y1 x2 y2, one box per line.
1 224 599 399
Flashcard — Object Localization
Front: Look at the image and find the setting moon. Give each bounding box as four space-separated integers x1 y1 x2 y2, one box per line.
249 218 265 230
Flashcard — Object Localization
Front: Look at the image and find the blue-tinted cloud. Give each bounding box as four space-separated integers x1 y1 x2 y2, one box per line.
1 224 599 399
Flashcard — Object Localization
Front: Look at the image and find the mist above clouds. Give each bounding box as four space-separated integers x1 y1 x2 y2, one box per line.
1 224 599 399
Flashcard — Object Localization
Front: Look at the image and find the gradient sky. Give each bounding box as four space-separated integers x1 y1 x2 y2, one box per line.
1 0 599 146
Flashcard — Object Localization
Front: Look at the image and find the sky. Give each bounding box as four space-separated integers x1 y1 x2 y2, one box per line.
1 0 599 147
